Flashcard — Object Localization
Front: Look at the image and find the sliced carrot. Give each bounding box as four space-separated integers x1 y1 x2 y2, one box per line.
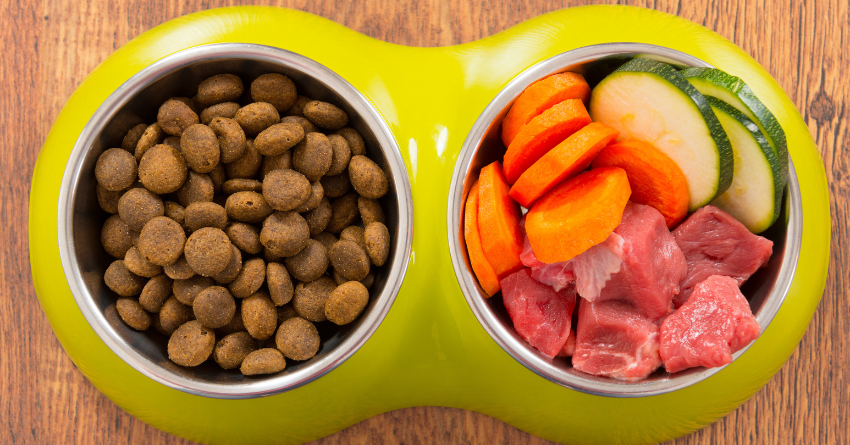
509 122 619 208
591 139 690 228
464 180 501 296
503 99 591 184
525 167 631 264
501 72 591 148
478 161 524 278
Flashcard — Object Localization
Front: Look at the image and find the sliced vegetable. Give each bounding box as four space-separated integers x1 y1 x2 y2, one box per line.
591 139 689 228
589 58 733 211
501 72 591 147
681 67 788 188
478 161 525 277
464 180 501 296
525 167 631 264
706 97 784 233
509 122 619 208
503 99 591 184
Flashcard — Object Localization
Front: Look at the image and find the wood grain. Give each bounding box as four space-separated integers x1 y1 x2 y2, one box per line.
2 0 846 443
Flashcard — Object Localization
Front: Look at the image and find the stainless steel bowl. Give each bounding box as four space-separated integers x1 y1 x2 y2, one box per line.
58 43 413 399
447 43 801 397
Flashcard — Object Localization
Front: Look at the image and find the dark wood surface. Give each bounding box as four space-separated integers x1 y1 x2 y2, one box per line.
2 0 846 443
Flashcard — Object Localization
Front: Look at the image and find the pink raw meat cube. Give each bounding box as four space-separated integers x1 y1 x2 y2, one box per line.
659 275 761 373
672 205 773 308
501 268 577 358
572 299 662 381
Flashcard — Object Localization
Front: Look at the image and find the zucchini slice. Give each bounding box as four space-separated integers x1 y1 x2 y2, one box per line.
706 97 784 233
681 67 789 190
590 58 733 211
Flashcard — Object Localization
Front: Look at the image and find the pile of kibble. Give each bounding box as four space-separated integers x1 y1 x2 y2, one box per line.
95 72 391 376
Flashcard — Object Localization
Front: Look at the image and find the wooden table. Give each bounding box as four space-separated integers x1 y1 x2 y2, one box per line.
3 0 846 443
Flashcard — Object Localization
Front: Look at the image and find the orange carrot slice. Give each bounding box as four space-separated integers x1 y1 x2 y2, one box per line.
501 72 591 148
525 167 631 264
478 161 524 278
464 180 501 296
509 122 619 208
591 139 690 228
503 99 592 184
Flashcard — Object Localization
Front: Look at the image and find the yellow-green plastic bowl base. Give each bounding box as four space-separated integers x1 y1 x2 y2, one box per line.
29 5 829 445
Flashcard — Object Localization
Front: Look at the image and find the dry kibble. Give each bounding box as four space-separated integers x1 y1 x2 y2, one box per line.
193 286 236 329
164 255 195 280
358 196 386 225
225 191 273 223
267 262 294 306
261 151 293 178
255 122 304 156
180 124 220 173
325 134 352 176
276 304 298 325
303 100 348 130
312 232 338 253
348 155 388 199
263 246 284 263
213 245 243 284
101 214 136 259
209 163 226 193
335 127 366 156
225 222 262 255
275 317 320 361
168 320 215 367
173 275 214 306
292 133 333 181
240 348 286 375
185 202 228 231
364 222 391 267
176 171 214 207
340 226 367 252
260 211 310 257
303 198 332 236
200 102 240 124
104 260 146 297
158 296 193 335
117 187 164 231
209 117 246 163
163 201 185 224
213 331 257 369
292 277 336 322
124 246 163 278
333 268 375 289
135 123 164 161
184 227 232 277
328 240 370 281
326 192 360 234
216 304 246 336
262 169 311 211
242 291 277 340
319 173 351 199
294 181 323 213
116 298 152 330
138 144 188 194
163 136 181 150
197 74 244 106
251 73 297 113
222 178 262 194
158 98 200 137
122 123 148 152
285 96 311 117
96 184 122 213
95 148 137 191
224 139 262 178
139 274 173 313
138 216 186 266
235 102 280 136
229 258 266 298
325 281 369 325
284 239 329 282
280 115 319 134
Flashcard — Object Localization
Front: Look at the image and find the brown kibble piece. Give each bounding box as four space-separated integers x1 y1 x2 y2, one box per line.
328 240 370 281
97 184 122 213
358 196 386 225
200 102 240 125
285 239 329 282
235 102 280 136
168 320 215 367
213 331 257 369
312 232 338 253
102 214 136 259
104 260 146 297
251 73 297 113
164 255 195 280
173 275 214 306
209 117 246 163
261 151 293 178
292 133 333 181
275 317 320 361
303 198 332 236
116 298 152 330
294 181 323 213
225 222 262 254
325 134 352 177
163 136 181 150
95 148 137 191
242 291 277 340
158 98 200 137
124 246 163 278
224 139 262 178
225 191 273 223
212 244 242 284
240 348 286 375
335 127 366 156
340 226 367 252
122 123 148 152
262 169 311 212
181 124 220 173
303 100 348 130
280 115 319 134
185 202 228 231
215 304 246 336
267 262 294 306
325 281 369 325
164 201 186 225
139 274 173 313
159 297 193 335
326 192 360 234
177 171 214 207
348 155 389 199
285 96 311 117
260 211 310 257
138 216 186 266
184 227 232 277
138 144 188 194
197 74 244 106
209 163 226 193
319 173 351 199
222 178 262 194
333 268 375 289
255 122 304 156
364 222 391 267
229 258 266 298
194 286 236 329
276 304 298 325
135 123 164 161
292 277 336 322
117 187 164 231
